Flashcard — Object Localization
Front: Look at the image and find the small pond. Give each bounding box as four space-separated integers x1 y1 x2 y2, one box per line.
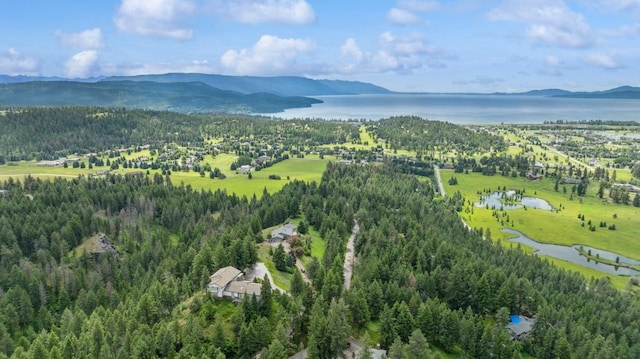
503 228 640 276
475 191 554 211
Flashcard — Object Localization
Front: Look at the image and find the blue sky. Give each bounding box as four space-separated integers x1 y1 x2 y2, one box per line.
0 0 639 92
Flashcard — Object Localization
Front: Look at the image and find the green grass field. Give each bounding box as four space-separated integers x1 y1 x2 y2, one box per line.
442 170 640 288
0 152 331 199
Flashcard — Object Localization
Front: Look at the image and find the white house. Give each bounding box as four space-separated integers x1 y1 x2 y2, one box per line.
207 266 262 302
237 165 252 174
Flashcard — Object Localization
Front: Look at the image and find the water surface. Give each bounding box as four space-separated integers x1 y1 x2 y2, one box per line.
503 228 640 276
267 94 640 124
474 191 554 211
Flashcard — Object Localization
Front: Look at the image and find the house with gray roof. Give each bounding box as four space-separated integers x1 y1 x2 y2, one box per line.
208 266 262 302
269 223 298 242
506 315 536 340
237 165 252 174
563 177 582 185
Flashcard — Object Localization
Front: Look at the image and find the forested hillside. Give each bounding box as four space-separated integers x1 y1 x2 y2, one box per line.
0 107 359 161
0 81 321 113
372 116 506 154
0 108 639 358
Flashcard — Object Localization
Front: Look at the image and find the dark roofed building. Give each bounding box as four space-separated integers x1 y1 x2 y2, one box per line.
506 315 536 340
270 223 298 242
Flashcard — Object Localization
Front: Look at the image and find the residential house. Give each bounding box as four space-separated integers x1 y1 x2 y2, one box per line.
237 165 252 174
270 223 298 242
506 315 536 340
256 155 269 165
207 266 262 302
563 178 582 185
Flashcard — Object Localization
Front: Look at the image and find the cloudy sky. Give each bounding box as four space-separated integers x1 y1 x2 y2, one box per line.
1 0 639 92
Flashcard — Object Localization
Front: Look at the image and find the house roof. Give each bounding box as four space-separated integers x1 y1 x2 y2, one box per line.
226 280 262 296
209 266 241 288
506 316 535 337
272 223 297 238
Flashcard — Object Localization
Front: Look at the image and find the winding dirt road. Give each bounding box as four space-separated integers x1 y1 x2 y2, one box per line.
343 221 359 290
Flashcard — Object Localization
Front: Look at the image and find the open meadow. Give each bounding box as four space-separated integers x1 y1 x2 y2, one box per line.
443 169 640 287
0 152 331 199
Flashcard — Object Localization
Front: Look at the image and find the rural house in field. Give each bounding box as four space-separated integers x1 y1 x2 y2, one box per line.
269 223 298 242
237 165 252 174
563 177 582 185
207 266 262 302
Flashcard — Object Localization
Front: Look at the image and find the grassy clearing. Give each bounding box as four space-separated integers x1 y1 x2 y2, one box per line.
358 125 377 145
0 153 330 199
444 170 640 257
284 218 326 265
443 170 640 284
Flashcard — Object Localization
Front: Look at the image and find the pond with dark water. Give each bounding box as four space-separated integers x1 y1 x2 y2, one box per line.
503 228 640 276
474 191 554 211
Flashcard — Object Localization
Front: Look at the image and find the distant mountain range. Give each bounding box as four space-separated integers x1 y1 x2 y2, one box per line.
0 80 322 113
0 73 392 113
495 86 640 99
101 73 392 96
0 73 637 113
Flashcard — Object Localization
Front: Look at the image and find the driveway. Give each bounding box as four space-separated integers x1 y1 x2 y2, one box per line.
343 221 359 290
245 262 285 294
267 240 311 284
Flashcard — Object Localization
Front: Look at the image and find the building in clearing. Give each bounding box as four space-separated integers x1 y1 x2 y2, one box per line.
207 266 262 302
506 315 536 340
269 223 298 242
237 165 252 174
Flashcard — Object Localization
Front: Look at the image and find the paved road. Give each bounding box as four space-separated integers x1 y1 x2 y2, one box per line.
343 221 359 290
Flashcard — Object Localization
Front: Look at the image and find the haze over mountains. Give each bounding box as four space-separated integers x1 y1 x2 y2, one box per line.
0 73 638 113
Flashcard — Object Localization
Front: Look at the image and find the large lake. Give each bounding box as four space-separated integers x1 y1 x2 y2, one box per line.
266 94 640 124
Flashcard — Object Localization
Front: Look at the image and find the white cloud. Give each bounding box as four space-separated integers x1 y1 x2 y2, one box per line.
488 0 594 48
453 76 505 86
387 8 421 24
340 39 364 63
397 0 441 12
600 0 640 12
221 35 314 75
585 53 621 69
102 60 217 76
55 28 104 49
337 32 451 74
64 50 100 78
603 23 640 37
0 48 40 76
210 0 315 24
545 55 562 67
387 0 439 25
542 55 565 76
114 0 196 39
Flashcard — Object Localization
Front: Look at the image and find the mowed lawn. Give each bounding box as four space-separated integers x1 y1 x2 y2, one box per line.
442 170 640 287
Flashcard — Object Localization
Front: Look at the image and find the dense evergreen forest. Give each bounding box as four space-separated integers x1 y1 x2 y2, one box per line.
370 116 506 154
0 107 362 162
1 107 639 358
